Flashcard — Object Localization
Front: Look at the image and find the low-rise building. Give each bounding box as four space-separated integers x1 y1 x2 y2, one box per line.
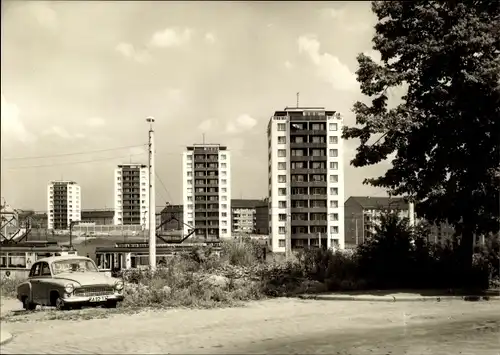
231 199 265 235
80 209 114 225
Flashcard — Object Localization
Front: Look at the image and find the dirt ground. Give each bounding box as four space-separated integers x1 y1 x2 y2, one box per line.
1 297 499 354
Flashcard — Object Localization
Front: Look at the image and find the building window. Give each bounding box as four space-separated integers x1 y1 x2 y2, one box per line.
221 154 227 160
188 212 193 218
330 226 339 234
187 188 193 194
221 196 227 201
278 149 286 157
278 239 285 247
187 196 193 201
187 171 192 177
222 212 227 217
221 163 227 168
221 179 227 184
330 213 339 221
221 171 227 177
278 201 286 208
329 123 338 131
222 204 227 209
278 188 286 196
329 149 338 157
277 123 286 131
330 200 338 208
279 213 286 221
187 155 192 160
188 204 193 210
187 179 193 185
221 228 227 234
222 188 227 193
278 227 286 234
278 175 286 183
278 136 286 144
329 136 338 144
187 163 193 169
222 220 227 226
330 188 338 195
330 175 338 183
330 162 338 170
278 162 286 170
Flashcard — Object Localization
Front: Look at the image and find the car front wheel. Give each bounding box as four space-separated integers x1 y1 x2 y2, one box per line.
55 297 69 311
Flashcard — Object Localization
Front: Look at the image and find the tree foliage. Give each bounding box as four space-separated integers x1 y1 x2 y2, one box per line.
343 1 500 265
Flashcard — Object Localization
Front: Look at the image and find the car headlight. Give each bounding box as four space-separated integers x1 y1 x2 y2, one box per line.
64 283 74 294
115 281 124 291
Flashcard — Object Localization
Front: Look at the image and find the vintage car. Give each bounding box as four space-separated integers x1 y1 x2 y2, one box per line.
17 255 124 311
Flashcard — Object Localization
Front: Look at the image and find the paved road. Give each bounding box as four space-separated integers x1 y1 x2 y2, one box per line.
1 298 499 354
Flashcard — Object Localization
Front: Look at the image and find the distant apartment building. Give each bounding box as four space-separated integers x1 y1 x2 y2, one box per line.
344 196 408 247
267 107 345 252
160 204 184 231
81 209 115 225
182 144 231 239
255 202 269 235
114 164 149 227
231 199 265 235
47 181 81 230
344 196 455 247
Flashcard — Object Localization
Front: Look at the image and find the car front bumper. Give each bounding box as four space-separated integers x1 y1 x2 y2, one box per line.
63 293 124 305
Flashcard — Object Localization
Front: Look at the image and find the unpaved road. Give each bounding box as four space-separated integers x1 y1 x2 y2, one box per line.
1 298 499 354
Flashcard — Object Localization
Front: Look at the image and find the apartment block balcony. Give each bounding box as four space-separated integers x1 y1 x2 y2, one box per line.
290 142 327 149
291 207 328 213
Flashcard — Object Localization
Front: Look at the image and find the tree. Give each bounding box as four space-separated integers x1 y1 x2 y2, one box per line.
343 1 500 281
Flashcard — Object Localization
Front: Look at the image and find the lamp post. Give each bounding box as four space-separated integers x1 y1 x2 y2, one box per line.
146 117 156 271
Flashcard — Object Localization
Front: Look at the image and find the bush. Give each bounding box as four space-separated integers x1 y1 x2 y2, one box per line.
0 276 19 298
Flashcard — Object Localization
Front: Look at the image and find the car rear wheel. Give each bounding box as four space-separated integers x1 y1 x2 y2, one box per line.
22 297 36 311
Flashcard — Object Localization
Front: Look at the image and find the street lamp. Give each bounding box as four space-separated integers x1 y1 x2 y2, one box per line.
146 117 156 271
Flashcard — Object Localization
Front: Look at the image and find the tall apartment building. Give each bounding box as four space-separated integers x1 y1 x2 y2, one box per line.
114 164 149 226
267 107 345 252
182 144 231 239
47 181 81 230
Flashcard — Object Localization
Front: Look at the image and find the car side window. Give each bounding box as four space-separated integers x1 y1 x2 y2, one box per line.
41 262 52 276
29 263 41 277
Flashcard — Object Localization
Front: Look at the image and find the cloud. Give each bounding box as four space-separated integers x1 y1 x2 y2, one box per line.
284 60 294 70
86 117 106 128
197 119 213 132
205 32 216 44
42 126 85 140
1 93 35 144
226 114 257 134
25 1 58 30
149 28 193 48
363 49 382 64
115 42 151 63
320 8 345 19
298 35 358 92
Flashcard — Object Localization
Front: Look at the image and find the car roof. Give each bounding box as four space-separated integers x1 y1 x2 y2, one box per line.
35 255 91 264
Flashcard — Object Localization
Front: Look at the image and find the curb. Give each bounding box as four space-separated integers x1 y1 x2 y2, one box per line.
297 294 500 302
0 331 13 346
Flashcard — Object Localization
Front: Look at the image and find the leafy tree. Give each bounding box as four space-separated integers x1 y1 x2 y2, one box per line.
343 1 500 280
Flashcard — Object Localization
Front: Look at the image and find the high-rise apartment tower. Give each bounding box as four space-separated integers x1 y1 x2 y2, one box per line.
267 107 345 252
114 164 149 226
47 180 81 230
182 144 231 239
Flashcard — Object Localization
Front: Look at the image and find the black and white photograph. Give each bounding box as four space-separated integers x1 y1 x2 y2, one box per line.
1 1 499 353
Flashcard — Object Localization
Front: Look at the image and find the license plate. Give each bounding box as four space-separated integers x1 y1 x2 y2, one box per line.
89 296 107 302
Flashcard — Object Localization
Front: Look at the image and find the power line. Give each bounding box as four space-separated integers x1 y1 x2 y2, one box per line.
5 153 147 170
3 144 147 161
155 172 173 202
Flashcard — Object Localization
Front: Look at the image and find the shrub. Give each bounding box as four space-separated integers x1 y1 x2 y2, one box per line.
0 276 19 298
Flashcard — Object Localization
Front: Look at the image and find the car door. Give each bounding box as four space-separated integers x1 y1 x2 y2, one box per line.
38 262 52 306
29 263 42 304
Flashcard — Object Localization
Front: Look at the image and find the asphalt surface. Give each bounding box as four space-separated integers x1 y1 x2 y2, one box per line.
1 298 499 354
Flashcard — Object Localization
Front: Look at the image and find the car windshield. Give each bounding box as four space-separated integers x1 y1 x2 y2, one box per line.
52 259 98 275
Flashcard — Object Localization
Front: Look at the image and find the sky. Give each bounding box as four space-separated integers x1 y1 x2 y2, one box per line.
1 0 391 212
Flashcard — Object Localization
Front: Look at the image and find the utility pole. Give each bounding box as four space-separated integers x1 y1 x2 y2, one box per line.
318 232 321 248
296 92 299 108
355 218 359 245
147 117 156 271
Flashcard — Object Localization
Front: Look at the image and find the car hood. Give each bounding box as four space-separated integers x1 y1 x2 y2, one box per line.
53 272 117 286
